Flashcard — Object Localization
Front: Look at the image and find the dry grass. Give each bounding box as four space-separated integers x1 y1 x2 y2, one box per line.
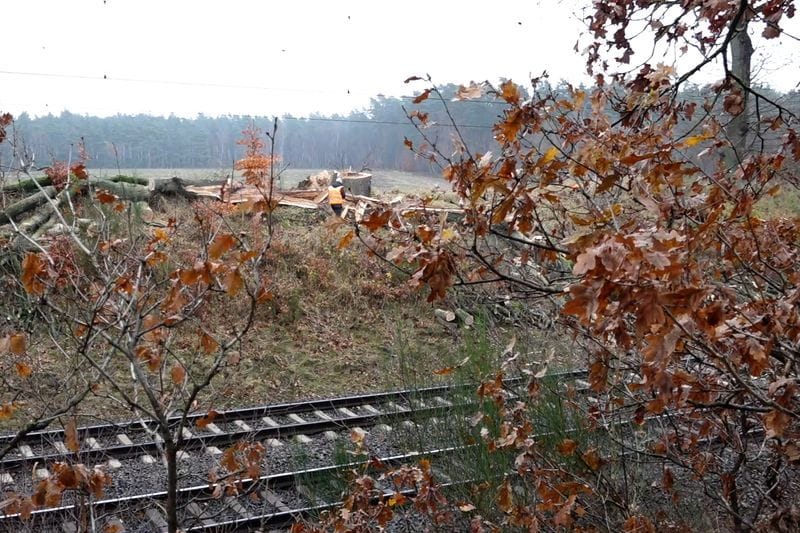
192 206 460 406
0 198 468 431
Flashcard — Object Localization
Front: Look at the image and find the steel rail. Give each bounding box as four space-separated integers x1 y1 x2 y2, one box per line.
0 370 588 470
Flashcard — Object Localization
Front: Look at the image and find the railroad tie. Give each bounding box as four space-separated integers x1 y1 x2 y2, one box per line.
18 445 34 458
361 404 382 415
0 472 14 485
116 433 134 446
294 434 313 444
85 437 101 450
186 502 214 526
313 410 332 421
203 422 223 434
386 401 408 413
35 468 50 480
61 521 78 533
53 441 69 454
262 489 292 513
262 416 279 427
295 483 315 501
287 413 306 424
205 446 223 455
141 454 157 464
182 427 194 439
433 396 453 407
234 419 252 432
145 507 168 531
224 496 252 518
337 407 359 418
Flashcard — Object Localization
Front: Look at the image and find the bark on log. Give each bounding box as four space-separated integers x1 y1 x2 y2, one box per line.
0 176 53 193
149 177 228 198
434 308 456 322
455 308 475 327
109 175 149 186
342 173 372 197
32 216 57 240
0 186 57 224
16 193 66 235
91 179 150 202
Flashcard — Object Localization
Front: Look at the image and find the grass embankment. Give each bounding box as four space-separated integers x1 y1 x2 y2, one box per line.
0 199 485 428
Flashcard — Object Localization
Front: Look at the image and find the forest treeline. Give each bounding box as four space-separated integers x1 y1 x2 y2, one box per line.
1 82 798 172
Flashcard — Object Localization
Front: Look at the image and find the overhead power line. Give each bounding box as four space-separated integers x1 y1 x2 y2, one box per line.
278 116 494 129
0 69 513 105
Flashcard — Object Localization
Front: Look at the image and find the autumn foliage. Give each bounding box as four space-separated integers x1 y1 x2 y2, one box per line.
341 2 800 531
0 120 280 532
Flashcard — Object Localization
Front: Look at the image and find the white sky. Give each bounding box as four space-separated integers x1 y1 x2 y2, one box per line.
1 0 798 118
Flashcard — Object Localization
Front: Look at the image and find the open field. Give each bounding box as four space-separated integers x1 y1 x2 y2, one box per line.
85 167 449 195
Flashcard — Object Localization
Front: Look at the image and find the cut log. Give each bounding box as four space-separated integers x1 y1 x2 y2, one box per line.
16 193 66 235
0 186 57 224
434 309 456 322
109 175 149 186
276 197 321 209
91 179 150 202
150 177 228 199
455 308 475 327
32 216 57 240
0 176 53 193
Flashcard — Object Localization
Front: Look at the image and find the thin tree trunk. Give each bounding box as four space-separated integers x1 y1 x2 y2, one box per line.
165 440 179 533
727 19 753 158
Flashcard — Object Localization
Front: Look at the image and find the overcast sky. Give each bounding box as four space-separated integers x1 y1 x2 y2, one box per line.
1 0 798 118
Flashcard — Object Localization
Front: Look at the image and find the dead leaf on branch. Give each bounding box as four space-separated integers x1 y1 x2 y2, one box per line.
209 233 237 260
21 253 47 295
413 89 432 104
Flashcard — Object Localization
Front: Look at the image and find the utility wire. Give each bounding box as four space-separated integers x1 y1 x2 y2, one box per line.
0 69 512 105
278 116 494 129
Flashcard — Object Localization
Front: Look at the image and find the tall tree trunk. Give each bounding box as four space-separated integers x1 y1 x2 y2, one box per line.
727 19 753 158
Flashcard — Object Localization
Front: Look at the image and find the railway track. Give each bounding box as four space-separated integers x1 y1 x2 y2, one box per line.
3 445 478 533
0 370 588 532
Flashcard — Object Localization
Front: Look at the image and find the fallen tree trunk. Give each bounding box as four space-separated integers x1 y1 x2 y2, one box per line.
150 177 228 199
0 186 57 224
91 179 150 202
16 193 66 235
0 176 53 193
109 175 149 186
